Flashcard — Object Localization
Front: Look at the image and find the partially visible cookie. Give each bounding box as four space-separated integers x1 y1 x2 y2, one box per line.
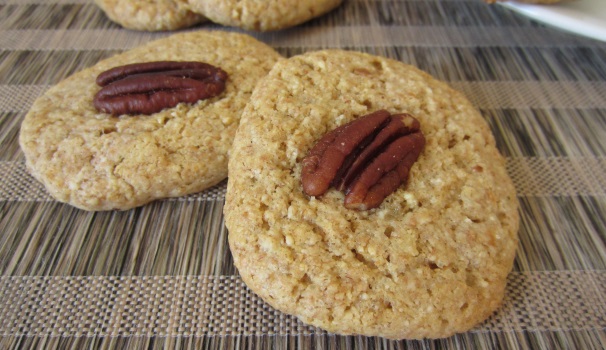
95 0 205 31
187 0 343 31
19 31 282 211
225 50 519 339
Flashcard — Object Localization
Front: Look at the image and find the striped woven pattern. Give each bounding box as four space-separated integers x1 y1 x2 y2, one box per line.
1 0 605 349
1 272 605 337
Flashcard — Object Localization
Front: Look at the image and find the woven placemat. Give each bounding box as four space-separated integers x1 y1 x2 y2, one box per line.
1 271 604 337
1 0 605 348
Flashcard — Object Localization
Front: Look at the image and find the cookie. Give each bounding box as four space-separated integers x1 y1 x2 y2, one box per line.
95 0 205 31
187 0 343 31
224 50 519 339
19 31 282 211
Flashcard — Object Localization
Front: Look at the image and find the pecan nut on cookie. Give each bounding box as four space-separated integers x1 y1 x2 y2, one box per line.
19 31 282 210
224 50 519 339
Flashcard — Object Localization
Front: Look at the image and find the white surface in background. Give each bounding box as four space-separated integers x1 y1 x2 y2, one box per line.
500 0 606 42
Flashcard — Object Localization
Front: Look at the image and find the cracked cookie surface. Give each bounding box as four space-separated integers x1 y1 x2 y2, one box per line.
95 0 205 31
186 0 343 31
224 50 519 339
19 31 282 210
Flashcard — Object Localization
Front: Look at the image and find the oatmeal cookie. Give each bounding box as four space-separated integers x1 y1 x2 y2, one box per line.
225 50 519 339
19 31 282 210
95 0 205 31
187 0 343 31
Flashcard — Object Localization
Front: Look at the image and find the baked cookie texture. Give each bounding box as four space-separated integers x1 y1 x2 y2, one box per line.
187 0 343 31
94 0 205 31
19 31 282 211
225 50 519 339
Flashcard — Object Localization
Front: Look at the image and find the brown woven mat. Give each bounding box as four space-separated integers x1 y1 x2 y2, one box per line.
1 0 605 348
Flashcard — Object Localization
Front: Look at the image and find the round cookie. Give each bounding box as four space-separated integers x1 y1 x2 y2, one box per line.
19 31 282 211
187 0 343 31
95 0 205 31
224 50 519 339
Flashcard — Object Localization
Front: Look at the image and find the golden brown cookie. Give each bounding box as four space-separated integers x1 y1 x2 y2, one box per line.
19 31 282 211
225 50 519 339
95 0 205 31
187 0 343 31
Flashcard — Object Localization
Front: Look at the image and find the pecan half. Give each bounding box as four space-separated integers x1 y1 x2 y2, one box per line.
93 61 228 116
301 110 425 210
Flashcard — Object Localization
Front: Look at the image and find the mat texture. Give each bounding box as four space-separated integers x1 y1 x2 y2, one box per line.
0 0 605 348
